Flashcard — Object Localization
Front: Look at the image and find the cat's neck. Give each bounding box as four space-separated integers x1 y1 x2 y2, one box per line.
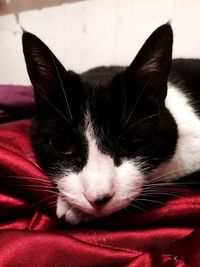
148 84 200 182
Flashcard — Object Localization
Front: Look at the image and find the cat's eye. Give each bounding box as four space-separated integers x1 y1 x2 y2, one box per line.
49 139 76 156
118 136 142 154
119 136 142 145
131 138 142 145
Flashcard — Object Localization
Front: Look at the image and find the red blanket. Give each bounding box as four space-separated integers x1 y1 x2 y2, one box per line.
0 85 200 267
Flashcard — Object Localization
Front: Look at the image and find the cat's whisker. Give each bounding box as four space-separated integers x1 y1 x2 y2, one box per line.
7 184 59 195
120 76 127 123
0 148 43 172
7 184 58 194
50 51 73 120
134 199 149 209
142 185 186 193
123 59 170 127
142 187 183 193
34 86 69 122
123 75 154 126
144 180 200 191
2 174 47 180
123 207 132 216
30 195 56 208
131 187 186 212
153 180 199 186
12 156 50 177
136 197 164 205
40 200 57 210
2 175 53 184
128 203 147 212
145 183 189 188
27 189 57 195
21 189 57 195
146 168 186 184
9 184 57 190
140 191 182 198
128 113 159 129
148 170 181 183
26 158 43 171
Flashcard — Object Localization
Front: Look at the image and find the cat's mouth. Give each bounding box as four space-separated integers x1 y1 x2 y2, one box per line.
59 191 132 217
59 191 99 215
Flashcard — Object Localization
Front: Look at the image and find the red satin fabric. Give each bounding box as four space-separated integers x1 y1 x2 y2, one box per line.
0 85 200 267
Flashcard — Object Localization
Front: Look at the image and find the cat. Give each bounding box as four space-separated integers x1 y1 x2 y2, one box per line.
22 24 200 224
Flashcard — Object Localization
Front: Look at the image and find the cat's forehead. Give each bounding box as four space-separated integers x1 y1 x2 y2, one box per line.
81 66 124 88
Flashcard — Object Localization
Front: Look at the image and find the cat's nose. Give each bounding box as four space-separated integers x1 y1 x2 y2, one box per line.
89 194 113 209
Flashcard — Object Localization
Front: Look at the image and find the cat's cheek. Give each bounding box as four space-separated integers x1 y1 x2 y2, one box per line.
109 160 145 212
57 173 95 214
57 172 83 198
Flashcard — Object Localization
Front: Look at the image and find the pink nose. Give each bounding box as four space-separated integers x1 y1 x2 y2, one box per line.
89 194 112 209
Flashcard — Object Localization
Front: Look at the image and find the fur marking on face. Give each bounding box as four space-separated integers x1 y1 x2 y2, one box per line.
56 115 145 223
23 24 200 224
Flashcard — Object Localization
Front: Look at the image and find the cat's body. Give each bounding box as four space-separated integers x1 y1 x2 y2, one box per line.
22 25 200 224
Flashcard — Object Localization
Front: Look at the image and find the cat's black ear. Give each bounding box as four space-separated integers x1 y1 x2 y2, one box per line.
22 32 74 118
126 24 173 105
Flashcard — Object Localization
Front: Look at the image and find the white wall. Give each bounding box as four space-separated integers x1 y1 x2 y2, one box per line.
0 0 200 85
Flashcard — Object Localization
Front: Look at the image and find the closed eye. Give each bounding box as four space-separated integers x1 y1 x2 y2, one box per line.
49 138 77 156
118 136 142 154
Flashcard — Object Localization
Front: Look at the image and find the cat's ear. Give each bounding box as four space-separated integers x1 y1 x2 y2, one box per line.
126 24 173 105
22 32 75 118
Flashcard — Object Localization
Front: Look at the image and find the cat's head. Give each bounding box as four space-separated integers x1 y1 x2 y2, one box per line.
22 24 177 219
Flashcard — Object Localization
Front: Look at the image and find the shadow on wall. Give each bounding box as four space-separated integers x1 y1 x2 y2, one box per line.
0 0 87 16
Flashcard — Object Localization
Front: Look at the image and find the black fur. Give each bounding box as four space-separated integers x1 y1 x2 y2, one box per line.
23 24 178 179
170 58 200 117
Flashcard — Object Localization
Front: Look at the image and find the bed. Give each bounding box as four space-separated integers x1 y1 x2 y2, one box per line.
0 85 199 267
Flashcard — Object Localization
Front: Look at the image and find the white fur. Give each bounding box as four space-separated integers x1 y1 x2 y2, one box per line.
148 84 200 182
82 125 115 201
56 84 200 224
56 116 144 223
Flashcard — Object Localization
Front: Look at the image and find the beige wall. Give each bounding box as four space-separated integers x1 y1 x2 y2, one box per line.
0 0 199 85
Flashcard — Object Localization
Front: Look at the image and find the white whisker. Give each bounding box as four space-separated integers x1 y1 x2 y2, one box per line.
9 183 57 190
141 191 182 198
137 198 164 205
128 203 147 212
35 86 69 122
120 76 127 123
30 195 56 208
50 51 73 120
147 168 185 184
3 175 51 182
40 201 57 210
128 113 159 129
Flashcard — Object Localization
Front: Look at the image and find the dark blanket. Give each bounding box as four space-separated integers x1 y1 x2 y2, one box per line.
0 85 200 267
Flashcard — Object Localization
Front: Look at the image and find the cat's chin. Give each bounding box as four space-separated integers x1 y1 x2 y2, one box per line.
56 195 96 224
56 194 132 224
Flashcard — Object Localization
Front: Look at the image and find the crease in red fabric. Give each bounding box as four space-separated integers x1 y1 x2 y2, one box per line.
0 85 199 267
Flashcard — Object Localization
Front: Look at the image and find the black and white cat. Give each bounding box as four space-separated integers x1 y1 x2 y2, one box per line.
22 24 200 224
